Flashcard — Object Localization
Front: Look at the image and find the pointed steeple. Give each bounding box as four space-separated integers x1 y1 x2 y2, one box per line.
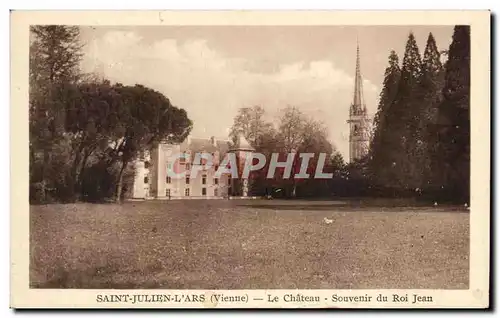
230 130 254 152
352 41 365 113
347 40 370 163
236 133 254 151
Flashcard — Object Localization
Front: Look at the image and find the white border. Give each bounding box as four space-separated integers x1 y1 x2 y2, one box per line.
7 7 493 312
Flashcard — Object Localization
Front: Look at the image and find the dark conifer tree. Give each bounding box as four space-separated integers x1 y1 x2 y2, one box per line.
30 26 83 202
369 50 401 192
435 26 470 203
418 33 444 192
384 32 422 192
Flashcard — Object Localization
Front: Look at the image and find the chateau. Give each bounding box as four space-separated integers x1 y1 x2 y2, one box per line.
131 135 255 199
347 43 370 163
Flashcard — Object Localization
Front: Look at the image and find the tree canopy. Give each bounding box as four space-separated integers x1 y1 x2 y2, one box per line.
29 26 192 203
367 28 470 203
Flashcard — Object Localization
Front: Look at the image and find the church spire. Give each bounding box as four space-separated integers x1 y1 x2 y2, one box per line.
352 41 365 112
347 40 369 163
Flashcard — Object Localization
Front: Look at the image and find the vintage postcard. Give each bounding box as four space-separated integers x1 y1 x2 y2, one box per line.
11 10 490 309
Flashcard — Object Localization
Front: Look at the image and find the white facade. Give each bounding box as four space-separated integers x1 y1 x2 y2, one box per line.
131 136 234 199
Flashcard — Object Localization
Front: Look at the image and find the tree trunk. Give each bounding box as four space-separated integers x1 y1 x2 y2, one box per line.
77 148 92 200
71 143 84 196
289 155 298 198
115 160 128 203
41 147 51 202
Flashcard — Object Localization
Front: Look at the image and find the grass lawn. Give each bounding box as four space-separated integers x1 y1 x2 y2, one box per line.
30 199 469 289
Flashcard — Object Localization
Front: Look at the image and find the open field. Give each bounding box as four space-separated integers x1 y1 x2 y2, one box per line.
30 199 469 289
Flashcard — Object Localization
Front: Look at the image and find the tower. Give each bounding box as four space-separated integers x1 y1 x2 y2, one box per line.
347 42 369 163
228 132 255 197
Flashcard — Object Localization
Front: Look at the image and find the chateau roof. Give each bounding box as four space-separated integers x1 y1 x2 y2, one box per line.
230 133 255 152
180 137 230 155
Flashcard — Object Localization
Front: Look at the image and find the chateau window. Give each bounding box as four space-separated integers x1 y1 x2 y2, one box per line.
186 177 190 185
165 189 170 197
186 163 191 170
144 176 149 184
202 175 207 185
214 178 219 185
185 188 190 196
202 155 208 169
166 176 171 184
202 188 207 196
214 188 218 196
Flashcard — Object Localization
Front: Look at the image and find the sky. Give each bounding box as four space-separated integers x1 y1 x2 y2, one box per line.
79 25 454 159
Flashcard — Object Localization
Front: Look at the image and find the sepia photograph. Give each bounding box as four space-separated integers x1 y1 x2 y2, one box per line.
11 10 490 308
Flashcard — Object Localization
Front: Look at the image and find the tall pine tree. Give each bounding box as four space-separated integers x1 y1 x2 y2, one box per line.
29 26 83 202
369 50 401 191
384 32 422 192
418 33 444 192
434 26 470 203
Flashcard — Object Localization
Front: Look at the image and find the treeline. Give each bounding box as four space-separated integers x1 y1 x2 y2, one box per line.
30 25 470 204
29 26 192 203
229 105 346 198
368 26 470 203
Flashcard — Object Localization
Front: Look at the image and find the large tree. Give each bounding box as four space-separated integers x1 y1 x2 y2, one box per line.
369 50 401 190
276 106 307 197
434 26 470 203
29 25 83 202
229 105 273 148
278 106 306 152
108 84 192 201
66 82 192 202
255 106 336 198
417 33 445 191
384 32 423 192
294 120 335 197
63 80 122 198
